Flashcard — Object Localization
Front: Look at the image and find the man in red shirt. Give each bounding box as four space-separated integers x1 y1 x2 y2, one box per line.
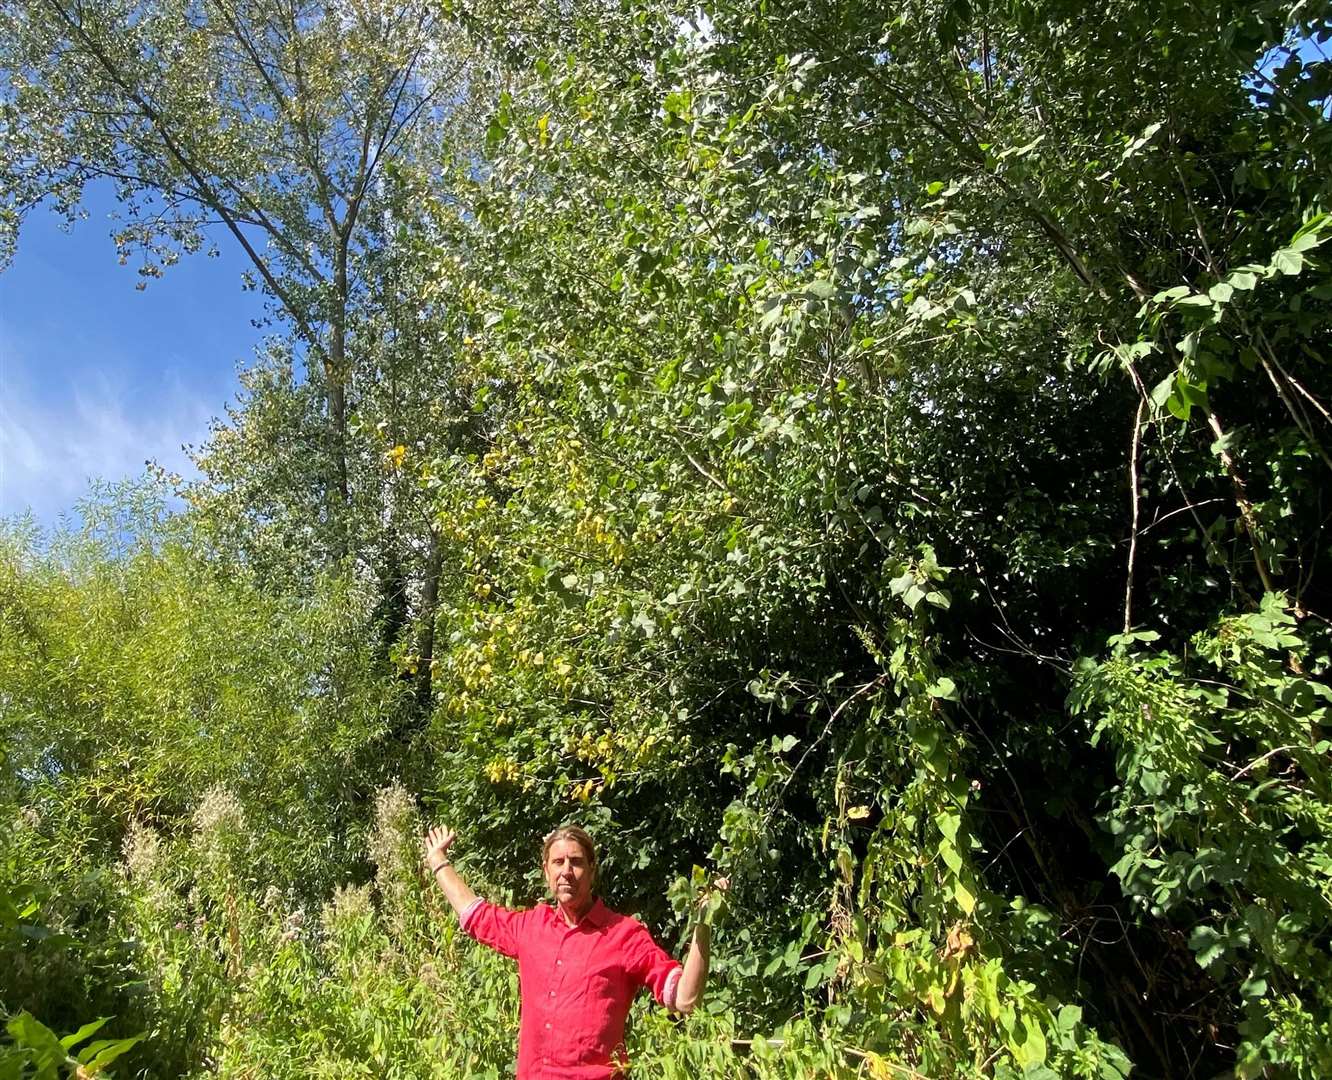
423 823 719 1078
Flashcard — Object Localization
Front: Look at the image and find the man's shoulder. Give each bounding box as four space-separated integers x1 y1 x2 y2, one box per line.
596 902 657 937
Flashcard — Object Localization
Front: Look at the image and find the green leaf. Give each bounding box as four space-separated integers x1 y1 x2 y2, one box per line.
1287 231 1322 254
1271 248 1304 276
927 676 959 701
0 1051 27 1080
80 1033 145 1074
1188 925 1226 969
1149 372 1175 409
1019 1021 1047 1067
758 298 784 330
60 1018 109 1051
937 810 961 841
1165 378 1207 420
5 1013 63 1073
805 279 836 299
1239 975 1268 1001
1152 284 1191 303
910 725 939 756
888 570 916 595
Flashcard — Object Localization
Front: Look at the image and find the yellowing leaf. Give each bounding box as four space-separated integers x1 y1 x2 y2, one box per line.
862 1051 906 1080
943 923 974 962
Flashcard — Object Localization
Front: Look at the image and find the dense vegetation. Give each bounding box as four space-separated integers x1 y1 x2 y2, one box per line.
3 0 1332 1076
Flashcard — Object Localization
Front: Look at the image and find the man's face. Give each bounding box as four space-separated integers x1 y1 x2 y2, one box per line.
543 839 594 912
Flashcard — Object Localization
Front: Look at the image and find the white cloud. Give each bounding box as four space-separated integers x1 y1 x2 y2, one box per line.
0 359 221 527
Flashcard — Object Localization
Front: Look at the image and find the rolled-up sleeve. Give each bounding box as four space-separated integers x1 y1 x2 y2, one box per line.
627 922 683 1009
461 899 525 958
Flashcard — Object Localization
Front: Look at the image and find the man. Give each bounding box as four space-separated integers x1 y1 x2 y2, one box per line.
423 823 721 1078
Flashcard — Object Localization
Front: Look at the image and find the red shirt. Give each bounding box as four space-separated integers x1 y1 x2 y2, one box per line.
461 896 682 1079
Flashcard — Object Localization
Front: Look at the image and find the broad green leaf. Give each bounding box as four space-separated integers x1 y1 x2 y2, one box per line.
1286 231 1322 254
937 811 961 841
1152 284 1191 302
1149 372 1176 409
60 1017 109 1051
5 1014 63 1072
80 1034 145 1074
927 676 959 701
1271 248 1304 276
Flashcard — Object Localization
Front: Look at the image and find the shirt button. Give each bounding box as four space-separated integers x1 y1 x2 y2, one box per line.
556 959 562 966
545 1022 552 1030
549 990 556 997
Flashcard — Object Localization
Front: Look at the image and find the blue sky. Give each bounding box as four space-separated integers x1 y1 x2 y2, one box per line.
0 180 269 527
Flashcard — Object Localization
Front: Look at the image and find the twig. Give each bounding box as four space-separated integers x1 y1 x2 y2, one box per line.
1204 409 1277 596
1285 367 1332 424
1124 394 1146 634
1138 498 1227 536
763 674 890 830
1231 745 1298 782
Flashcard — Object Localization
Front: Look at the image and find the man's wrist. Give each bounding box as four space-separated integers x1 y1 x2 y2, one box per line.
432 860 451 874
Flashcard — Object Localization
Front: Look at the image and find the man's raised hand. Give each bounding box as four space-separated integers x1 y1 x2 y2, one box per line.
423 825 456 874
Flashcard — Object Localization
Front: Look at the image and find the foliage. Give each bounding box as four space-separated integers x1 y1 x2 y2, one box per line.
1 1011 143 1079
1071 599 1332 1078
2 0 1332 1077
0 496 400 1075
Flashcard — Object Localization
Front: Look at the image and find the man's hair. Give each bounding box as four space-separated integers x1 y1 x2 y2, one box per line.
541 824 598 883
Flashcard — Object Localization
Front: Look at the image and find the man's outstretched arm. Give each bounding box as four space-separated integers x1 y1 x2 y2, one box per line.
674 877 728 1014
674 922 711 1014
423 824 478 919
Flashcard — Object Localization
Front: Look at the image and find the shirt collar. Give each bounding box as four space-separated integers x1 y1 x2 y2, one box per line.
549 896 610 929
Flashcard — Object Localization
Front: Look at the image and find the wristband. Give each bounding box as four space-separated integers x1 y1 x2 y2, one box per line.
432 861 451 874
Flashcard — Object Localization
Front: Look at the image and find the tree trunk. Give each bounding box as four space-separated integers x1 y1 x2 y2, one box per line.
413 530 443 719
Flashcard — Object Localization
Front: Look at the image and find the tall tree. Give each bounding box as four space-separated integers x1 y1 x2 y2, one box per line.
1 0 483 560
